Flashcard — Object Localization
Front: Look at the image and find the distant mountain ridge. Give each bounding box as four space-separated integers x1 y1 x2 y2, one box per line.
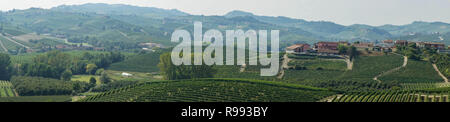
51 3 189 18
222 10 450 42
0 3 448 48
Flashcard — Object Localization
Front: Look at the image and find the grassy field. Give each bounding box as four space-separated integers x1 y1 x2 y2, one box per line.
104 70 162 81
0 96 72 102
72 70 162 83
71 75 100 84
379 60 444 83
79 78 335 102
288 59 347 71
0 36 23 51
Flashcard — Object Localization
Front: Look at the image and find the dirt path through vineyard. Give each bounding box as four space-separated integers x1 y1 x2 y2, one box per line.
373 56 408 83
432 64 449 83
277 54 291 79
0 33 30 49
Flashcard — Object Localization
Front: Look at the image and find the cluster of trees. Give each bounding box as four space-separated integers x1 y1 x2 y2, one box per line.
337 45 358 60
11 76 91 96
396 43 421 60
396 43 449 78
12 50 125 81
157 53 216 80
395 43 444 61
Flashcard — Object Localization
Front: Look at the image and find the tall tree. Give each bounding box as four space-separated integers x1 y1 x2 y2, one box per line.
0 53 11 80
347 46 358 61
86 63 98 75
158 53 216 80
158 53 177 80
89 77 97 86
100 72 111 84
61 70 72 81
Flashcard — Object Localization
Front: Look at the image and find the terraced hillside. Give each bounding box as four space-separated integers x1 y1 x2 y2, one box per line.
79 79 335 102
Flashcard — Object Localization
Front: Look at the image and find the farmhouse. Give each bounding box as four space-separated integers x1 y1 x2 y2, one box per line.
285 44 311 54
416 42 445 50
380 40 395 48
353 42 374 50
315 42 339 54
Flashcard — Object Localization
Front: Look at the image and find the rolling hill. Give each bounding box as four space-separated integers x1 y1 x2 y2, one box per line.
79 78 335 102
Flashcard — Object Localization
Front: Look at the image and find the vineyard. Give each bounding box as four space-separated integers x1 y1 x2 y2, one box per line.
283 55 404 84
108 52 160 73
0 81 17 97
379 60 443 83
79 78 335 102
339 55 404 81
400 83 450 90
331 91 450 102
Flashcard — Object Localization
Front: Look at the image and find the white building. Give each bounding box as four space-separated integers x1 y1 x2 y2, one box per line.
122 72 133 77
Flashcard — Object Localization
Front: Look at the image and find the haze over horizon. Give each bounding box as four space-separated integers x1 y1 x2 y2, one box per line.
0 0 449 26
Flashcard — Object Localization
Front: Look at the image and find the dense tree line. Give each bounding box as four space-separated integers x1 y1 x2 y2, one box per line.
396 43 421 60
13 50 125 80
10 76 90 96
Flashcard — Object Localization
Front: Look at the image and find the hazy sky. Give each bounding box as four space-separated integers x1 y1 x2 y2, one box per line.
0 0 449 26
